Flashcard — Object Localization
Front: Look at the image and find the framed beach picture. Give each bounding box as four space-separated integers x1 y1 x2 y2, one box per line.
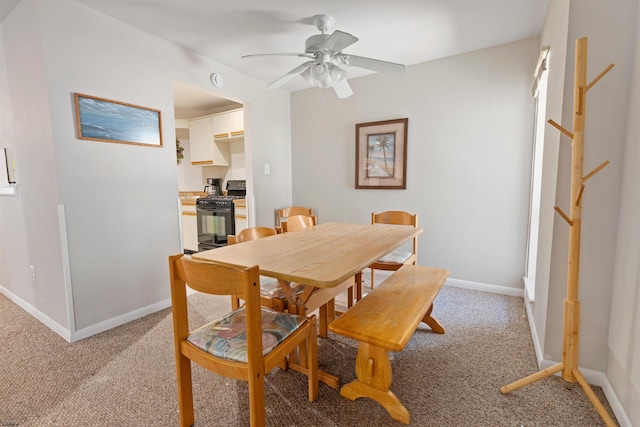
355 118 408 189
74 93 163 147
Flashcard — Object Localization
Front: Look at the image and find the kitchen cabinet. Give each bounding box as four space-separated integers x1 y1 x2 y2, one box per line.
213 109 244 140
181 201 198 252
188 116 230 166
234 199 248 235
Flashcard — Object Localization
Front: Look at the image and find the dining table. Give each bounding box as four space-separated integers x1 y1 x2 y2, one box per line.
192 221 424 387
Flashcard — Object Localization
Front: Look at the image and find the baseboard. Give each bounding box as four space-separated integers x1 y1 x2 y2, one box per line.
445 277 524 297
0 285 72 341
538 359 631 426
70 298 172 342
523 289 545 364
1 284 173 343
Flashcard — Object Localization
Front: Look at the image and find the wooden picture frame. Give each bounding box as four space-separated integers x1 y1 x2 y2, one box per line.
355 118 408 189
74 93 163 147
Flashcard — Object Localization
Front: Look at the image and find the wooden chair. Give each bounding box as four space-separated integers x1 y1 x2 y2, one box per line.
169 254 318 427
228 226 276 245
367 211 418 289
228 226 303 312
281 214 317 232
276 206 314 228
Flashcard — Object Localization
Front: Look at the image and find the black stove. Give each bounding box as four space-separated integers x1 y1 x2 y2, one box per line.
195 180 246 251
197 196 232 208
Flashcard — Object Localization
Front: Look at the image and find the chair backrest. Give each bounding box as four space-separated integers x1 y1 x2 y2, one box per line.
276 206 314 227
282 214 317 232
372 211 418 254
229 226 278 245
170 254 260 300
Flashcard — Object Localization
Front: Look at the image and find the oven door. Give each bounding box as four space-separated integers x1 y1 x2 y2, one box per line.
196 205 234 250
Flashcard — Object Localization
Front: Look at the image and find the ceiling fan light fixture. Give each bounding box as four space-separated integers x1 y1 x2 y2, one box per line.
329 64 347 82
301 68 321 87
243 13 405 99
310 62 328 81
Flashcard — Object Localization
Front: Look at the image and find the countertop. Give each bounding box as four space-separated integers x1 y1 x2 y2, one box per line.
179 191 205 206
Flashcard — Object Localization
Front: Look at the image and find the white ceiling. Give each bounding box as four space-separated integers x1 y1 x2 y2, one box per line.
0 0 19 22
1 0 550 113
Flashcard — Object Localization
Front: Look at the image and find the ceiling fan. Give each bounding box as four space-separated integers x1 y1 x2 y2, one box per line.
242 14 406 99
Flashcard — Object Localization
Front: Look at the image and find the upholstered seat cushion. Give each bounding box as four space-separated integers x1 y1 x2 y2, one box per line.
378 250 413 264
187 307 306 363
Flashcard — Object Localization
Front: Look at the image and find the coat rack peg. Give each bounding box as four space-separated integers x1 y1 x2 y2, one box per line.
548 119 574 139
587 64 615 91
583 160 610 182
575 184 585 206
554 206 574 226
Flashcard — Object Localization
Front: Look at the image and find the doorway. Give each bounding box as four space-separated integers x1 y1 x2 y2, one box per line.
173 81 247 252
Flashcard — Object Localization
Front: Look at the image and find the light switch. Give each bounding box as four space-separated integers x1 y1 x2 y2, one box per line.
264 164 271 175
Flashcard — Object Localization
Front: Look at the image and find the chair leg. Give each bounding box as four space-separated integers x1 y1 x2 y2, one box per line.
231 295 241 310
371 268 376 289
248 366 267 427
307 316 319 401
176 354 195 427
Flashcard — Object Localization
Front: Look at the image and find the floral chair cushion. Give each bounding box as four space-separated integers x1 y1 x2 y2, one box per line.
378 250 412 264
187 307 306 363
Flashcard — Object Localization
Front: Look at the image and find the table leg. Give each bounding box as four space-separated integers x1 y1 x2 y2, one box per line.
277 279 340 389
355 271 363 302
340 342 410 424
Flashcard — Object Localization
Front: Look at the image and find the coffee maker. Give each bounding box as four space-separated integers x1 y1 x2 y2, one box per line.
204 178 221 195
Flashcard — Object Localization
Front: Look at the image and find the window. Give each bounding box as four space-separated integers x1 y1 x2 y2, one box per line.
524 47 550 301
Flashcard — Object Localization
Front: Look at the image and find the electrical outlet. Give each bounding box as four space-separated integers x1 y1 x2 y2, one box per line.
30 265 35 282
264 163 271 175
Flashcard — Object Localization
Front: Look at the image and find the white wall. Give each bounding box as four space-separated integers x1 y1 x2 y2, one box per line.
607 1 640 425
291 37 538 291
542 0 636 373
0 0 292 339
0 17 34 327
1 1 69 333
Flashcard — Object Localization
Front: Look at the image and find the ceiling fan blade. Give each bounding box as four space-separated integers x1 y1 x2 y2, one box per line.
267 61 314 89
241 52 311 59
341 54 406 75
332 79 353 99
321 30 359 53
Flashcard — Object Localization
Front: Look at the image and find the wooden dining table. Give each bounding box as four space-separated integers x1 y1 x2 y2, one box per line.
192 221 423 387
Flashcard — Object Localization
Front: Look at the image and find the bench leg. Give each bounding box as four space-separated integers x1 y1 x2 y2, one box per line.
422 304 445 334
340 342 410 425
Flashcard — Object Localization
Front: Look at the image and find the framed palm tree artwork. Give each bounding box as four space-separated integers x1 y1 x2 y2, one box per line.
355 118 408 189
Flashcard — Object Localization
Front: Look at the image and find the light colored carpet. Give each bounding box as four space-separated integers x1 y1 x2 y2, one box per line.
1 270 617 426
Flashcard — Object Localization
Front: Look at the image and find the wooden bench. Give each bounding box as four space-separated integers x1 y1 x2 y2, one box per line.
328 264 449 425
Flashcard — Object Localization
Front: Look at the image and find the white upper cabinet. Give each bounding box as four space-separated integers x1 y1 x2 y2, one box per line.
188 116 230 166
212 109 244 140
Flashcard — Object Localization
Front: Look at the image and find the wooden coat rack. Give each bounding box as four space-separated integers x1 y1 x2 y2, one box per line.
501 37 616 426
